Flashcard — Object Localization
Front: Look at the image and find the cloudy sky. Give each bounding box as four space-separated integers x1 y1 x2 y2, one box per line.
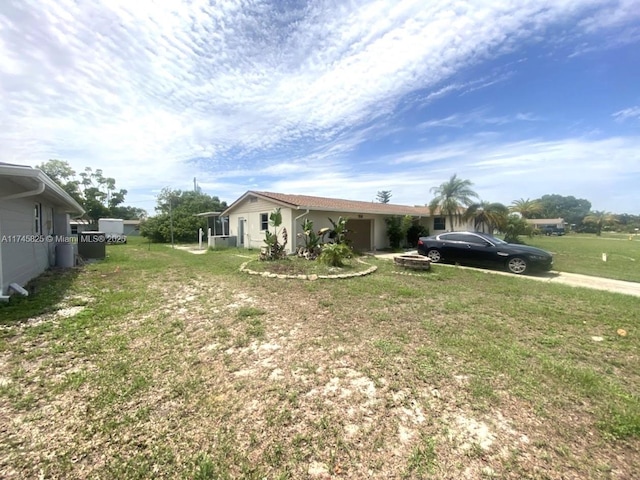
2 0 640 214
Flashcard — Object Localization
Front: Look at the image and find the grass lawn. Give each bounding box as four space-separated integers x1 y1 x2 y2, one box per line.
1 238 638 479
525 233 640 283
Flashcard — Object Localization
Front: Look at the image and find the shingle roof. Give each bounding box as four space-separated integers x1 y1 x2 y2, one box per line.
223 190 435 216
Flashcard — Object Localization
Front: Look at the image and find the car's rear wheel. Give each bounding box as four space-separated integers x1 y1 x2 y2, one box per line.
507 256 528 274
426 249 442 263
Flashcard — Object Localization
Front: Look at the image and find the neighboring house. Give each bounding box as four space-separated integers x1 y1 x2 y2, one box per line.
0 162 85 297
525 218 567 231
123 219 141 236
70 219 92 235
220 190 473 253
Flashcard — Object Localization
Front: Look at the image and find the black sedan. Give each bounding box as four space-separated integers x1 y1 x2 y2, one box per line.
417 231 553 275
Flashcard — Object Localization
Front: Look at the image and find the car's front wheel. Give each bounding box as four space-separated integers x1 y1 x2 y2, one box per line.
426 249 442 263
507 256 528 274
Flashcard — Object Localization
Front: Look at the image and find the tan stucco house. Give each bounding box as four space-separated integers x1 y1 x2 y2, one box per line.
0 162 85 298
220 191 471 253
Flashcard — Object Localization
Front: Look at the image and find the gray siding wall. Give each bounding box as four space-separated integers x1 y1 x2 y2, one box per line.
0 196 57 294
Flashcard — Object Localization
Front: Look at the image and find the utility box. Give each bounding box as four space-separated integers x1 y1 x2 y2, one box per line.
208 236 237 249
78 231 106 259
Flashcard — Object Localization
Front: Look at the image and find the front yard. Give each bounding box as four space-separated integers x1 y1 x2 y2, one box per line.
1 241 638 479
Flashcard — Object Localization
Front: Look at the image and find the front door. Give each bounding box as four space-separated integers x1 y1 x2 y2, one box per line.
238 218 245 246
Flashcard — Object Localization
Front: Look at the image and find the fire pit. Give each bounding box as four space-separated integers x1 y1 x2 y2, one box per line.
393 254 431 271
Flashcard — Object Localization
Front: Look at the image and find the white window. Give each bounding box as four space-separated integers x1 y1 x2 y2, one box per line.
260 213 269 231
34 203 42 234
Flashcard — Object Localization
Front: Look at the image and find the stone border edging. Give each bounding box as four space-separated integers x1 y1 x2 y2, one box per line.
239 258 377 280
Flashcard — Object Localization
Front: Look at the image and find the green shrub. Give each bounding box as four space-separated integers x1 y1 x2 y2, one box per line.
406 224 429 247
319 243 353 267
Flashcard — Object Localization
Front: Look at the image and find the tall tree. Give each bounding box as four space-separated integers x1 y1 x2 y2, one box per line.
37 159 82 203
463 202 508 233
36 159 145 222
428 174 478 231
510 198 543 219
140 189 227 243
538 194 591 226
583 211 617 236
376 190 392 204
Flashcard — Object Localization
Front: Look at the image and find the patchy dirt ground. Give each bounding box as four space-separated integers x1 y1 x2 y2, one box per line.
0 249 638 479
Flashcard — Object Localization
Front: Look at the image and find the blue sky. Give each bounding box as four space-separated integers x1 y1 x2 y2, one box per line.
1 0 639 214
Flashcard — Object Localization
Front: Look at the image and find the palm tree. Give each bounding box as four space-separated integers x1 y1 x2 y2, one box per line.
583 211 617 236
463 202 509 233
429 174 479 231
510 198 543 219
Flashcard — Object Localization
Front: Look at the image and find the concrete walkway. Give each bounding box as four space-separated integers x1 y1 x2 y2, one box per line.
375 251 640 298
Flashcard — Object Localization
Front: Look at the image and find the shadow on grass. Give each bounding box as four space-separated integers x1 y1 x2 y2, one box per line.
0 267 81 325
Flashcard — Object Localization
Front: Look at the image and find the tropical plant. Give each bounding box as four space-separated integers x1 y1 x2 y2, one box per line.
509 198 543 219
296 219 322 259
428 174 479 231
583 211 618 236
502 214 533 244
260 208 288 260
319 243 353 267
327 216 349 244
464 202 509 233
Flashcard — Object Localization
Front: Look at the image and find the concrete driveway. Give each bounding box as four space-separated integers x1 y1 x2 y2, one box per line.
376 251 640 298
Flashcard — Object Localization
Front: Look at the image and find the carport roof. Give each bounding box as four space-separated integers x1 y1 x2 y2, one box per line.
222 190 436 217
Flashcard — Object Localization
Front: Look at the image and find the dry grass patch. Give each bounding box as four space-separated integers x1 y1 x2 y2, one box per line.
0 244 638 478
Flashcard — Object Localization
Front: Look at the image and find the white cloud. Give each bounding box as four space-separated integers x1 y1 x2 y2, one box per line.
245 135 640 213
1 0 638 213
612 106 640 122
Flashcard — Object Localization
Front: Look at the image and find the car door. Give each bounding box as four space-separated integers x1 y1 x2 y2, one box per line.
462 234 500 267
439 233 473 263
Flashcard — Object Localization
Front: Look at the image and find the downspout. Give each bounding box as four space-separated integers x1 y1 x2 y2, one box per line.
0 179 45 299
293 208 310 254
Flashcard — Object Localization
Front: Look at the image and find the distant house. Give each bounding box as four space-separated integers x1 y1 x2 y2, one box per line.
123 219 141 236
525 218 567 231
70 219 92 235
0 162 85 298
219 191 473 253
